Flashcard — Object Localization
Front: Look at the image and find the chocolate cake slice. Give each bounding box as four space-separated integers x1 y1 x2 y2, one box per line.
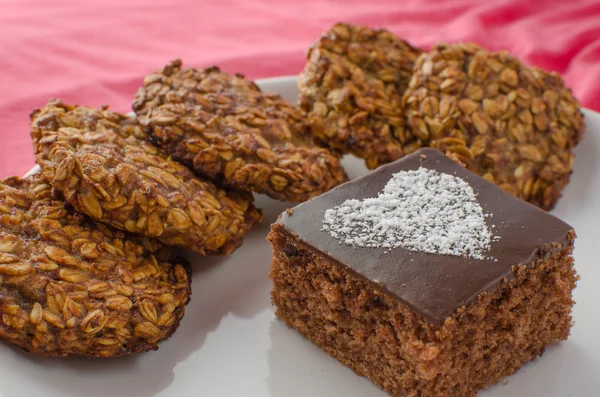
268 148 577 397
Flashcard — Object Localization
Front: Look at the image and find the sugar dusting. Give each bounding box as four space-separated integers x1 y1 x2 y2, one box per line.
322 167 494 260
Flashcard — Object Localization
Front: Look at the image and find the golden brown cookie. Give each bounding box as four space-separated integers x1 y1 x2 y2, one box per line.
31 100 261 255
403 43 584 210
0 174 191 357
132 60 348 202
299 22 423 169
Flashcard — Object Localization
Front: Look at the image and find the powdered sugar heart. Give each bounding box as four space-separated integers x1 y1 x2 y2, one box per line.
322 167 494 260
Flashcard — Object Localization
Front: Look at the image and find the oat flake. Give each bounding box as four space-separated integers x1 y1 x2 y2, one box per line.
322 167 494 260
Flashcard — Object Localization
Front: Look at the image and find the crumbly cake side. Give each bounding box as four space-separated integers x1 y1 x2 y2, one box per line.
269 225 577 396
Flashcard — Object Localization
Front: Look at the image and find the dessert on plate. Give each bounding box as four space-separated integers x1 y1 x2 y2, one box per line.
269 148 577 396
0 22 585 389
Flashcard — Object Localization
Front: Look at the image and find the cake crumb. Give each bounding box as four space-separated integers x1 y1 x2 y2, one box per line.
286 208 294 216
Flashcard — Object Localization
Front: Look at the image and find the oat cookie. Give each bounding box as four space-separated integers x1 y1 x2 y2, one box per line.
31 101 261 255
132 60 348 202
299 22 423 169
0 174 191 357
403 43 584 210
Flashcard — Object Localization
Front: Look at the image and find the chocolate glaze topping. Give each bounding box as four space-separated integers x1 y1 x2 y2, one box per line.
278 148 574 325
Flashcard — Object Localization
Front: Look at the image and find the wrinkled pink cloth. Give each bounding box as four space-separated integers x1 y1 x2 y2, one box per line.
1 0 599 177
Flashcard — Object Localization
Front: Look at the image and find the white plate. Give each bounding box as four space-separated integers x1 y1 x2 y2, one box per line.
8 76 600 397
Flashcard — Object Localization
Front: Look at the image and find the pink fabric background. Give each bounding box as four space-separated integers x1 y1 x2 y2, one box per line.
1 0 599 178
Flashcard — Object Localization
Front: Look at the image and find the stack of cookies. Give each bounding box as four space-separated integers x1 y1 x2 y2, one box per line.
0 21 584 359
299 22 584 210
1 63 350 357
